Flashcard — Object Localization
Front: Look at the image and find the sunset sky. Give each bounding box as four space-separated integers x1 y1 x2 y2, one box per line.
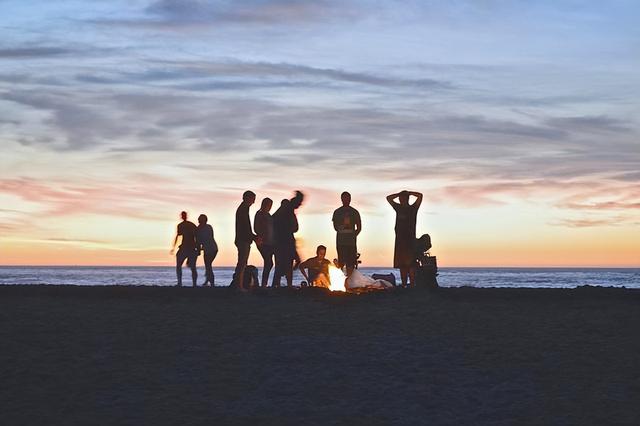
1 0 639 267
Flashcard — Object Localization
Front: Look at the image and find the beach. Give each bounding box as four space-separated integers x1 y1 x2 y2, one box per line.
1 285 639 425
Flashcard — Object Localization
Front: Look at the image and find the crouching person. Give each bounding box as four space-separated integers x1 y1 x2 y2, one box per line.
299 245 331 289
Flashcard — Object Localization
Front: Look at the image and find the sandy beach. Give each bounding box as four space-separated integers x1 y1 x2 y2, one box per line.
1 285 639 425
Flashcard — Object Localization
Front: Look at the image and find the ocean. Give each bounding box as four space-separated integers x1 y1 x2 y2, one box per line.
0 266 638 288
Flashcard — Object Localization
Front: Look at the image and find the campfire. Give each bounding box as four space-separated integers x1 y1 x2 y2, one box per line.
328 265 346 292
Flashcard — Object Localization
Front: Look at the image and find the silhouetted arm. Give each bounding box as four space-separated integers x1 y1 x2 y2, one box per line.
386 192 401 207
410 191 423 208
195 229 202 253
170 226 180 254
332 210 340 232
254 212 264 245
290 190 304 210
298 259 310 282
355 210 362 236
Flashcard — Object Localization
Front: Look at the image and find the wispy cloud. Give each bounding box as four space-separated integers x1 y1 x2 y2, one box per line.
552 217 625 228
73 60 453 92
147 0 357 25
0 176 239 220
94 0 362 30
0 47 76 59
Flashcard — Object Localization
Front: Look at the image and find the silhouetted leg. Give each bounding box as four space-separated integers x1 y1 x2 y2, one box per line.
272 245 283 288
271 271 281 288
286 259 294 287
338 244 356 277
315 273 330 289
408 266 416 287
234 243 250 291
187 252 197 287
176 249 187 286
204 251 215 285
400 267 408 287
259 245 274 287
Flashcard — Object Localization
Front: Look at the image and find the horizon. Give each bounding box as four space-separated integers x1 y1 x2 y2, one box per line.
2 264 639 270
1 1 639 268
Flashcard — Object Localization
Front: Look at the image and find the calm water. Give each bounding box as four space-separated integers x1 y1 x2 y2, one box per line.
0 266 638 288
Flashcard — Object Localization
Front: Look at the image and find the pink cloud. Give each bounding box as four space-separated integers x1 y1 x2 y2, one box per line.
0 175 239 220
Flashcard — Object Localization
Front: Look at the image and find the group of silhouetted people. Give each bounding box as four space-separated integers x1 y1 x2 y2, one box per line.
171 189 424 290
170 212 218 287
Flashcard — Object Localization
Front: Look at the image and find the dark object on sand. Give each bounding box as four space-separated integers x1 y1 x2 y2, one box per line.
415 234 438 289
416 254 438 289
372 273 396 286
230 265 259 289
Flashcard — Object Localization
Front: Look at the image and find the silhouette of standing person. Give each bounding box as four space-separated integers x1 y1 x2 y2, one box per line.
254 197 274 288
170 211 198 287
234 190 257 292
196 214 218 286
387 190 423 287
332 192 361 276
272 191 304 287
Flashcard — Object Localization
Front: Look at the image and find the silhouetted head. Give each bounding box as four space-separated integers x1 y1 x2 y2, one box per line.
243 190 256 205
281 199 290 207
399 190 410 205
260 197 273 212
198 214 207 225
180 211 187 221
341 191 351 207
316 245 327 260
416 234 432 253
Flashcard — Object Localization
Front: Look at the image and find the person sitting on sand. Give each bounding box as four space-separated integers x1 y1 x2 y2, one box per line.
170 211 198 287
386 190 423 287
299 245 331 289
196 214 218 287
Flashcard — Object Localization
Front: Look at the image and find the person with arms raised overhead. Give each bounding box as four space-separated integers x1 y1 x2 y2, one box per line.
387 190 423 287
196 214 218 287
254 197 275 288
332 191 361 276
234 190 257 292
299 245 331 289
170 211 198 287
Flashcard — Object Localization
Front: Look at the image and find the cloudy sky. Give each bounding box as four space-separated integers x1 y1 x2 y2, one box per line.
1 0 638 266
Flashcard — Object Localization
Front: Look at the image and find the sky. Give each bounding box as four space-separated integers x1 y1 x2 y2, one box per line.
0 0 639 267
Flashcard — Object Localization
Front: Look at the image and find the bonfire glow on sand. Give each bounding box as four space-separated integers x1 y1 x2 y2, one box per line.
328 266 346 292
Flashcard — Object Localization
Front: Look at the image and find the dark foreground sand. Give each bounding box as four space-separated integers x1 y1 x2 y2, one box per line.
1 285 639 425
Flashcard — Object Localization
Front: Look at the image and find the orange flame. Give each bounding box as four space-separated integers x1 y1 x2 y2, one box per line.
328 265 346 292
